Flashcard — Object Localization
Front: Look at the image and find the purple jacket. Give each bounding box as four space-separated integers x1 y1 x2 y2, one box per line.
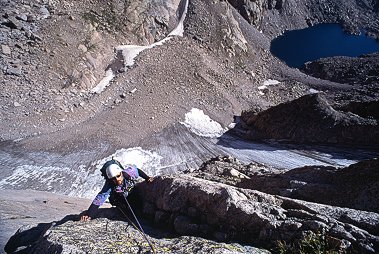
87 165 149 217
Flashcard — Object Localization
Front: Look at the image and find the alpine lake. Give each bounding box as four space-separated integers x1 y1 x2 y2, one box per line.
270 23 379 68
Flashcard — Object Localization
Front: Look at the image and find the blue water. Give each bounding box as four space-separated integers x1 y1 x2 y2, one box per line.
270 23 379 68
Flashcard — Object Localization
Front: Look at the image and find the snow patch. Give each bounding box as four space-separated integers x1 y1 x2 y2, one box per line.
168 0 189 37
309 88 320 94
258 79 280 95
90 0 189 94
91 69 115 94
0 164 100 198
259 79 280 90
264 79 280 86
94 147 163 177
181 108 227 138
116 45 150 67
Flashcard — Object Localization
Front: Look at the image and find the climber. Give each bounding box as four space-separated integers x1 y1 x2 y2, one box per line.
80 159 154 221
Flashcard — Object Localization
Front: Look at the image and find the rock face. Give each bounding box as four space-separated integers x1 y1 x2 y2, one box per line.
29 218 267 254
193 156 379 213
136 174 379 253
240 93 379 145
242 159 379 213
5 208 268 254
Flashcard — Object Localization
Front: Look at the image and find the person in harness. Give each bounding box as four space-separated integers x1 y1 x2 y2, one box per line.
80 159 154 221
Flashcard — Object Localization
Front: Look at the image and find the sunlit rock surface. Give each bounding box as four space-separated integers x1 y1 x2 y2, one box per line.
137 173 379 253
5 157 379 253
6 216 268 254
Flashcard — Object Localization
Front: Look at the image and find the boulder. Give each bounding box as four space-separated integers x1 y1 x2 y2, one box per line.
242 159 379 212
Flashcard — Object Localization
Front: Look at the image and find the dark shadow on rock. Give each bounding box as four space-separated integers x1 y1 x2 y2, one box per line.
4 222 54 254
4 207 123 254
3 215 76 254
217 132 279 152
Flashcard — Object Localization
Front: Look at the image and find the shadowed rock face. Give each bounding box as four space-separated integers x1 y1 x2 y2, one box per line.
240 93 379 145
339 101 379 121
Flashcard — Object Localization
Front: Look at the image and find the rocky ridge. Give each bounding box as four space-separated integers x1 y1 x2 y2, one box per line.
191 156 379 213
240 93 379 145
137 174 379 253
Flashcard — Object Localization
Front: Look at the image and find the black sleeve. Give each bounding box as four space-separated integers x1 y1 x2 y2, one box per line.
138 168 149 180
87 203 100 218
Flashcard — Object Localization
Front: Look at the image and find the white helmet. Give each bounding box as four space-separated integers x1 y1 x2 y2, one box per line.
106 164 122 179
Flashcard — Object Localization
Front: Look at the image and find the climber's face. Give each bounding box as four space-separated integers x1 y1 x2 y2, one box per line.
112 173 123 185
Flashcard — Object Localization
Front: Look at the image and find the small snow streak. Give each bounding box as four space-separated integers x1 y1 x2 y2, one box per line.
263 79 280 86
90 69 114 94
181 108 227 138
90 0 189 95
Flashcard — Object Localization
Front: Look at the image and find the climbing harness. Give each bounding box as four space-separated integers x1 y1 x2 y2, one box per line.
117 196 157 254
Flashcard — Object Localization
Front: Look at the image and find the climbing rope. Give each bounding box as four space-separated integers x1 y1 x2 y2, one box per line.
117 197 157 254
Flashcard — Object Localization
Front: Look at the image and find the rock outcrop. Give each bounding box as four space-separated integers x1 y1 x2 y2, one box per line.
136 174 379 253
192 156 379 213
302 53 379 87
6 157 379 253
240 93 379 145
7 217 266 254
302 53 379 116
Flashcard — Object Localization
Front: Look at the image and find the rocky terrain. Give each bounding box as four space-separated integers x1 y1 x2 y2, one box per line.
5 159 379 253
240 93 378 144
1 0 379 253
1 0 378 145
192 156 379 213
6 217 268 253
302 53 379 115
